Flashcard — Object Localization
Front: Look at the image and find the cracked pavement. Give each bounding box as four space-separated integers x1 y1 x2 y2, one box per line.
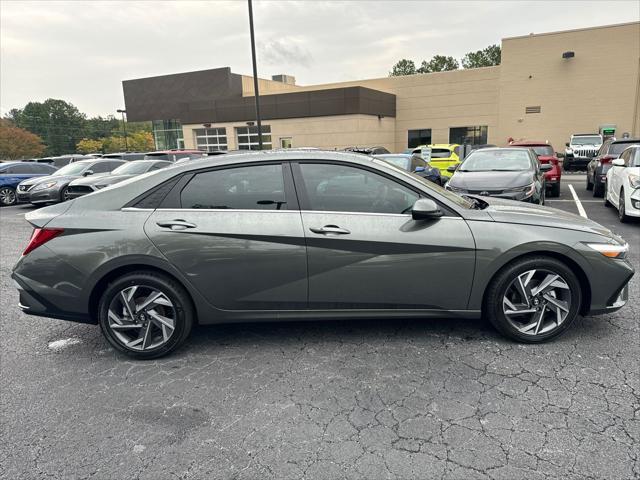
1 174 638 479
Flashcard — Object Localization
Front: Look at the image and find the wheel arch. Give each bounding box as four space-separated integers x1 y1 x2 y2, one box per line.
481 250 592 316
87 257 202 324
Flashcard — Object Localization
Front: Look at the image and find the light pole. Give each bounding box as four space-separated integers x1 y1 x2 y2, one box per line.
247 0 263 150
116 109 128 151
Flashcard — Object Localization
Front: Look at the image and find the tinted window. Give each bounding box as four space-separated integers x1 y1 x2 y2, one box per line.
407 129 431 149
181 164 286 210
90 162 117 173
33 164 56 173
430 148 453 158
299 163 419 214
3 164 34 174
410 156 427 171
633 149 640 167
449 126 488 145
530 146 554 156
611 142 640 155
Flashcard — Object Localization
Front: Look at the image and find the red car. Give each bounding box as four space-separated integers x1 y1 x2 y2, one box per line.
509 141 561 197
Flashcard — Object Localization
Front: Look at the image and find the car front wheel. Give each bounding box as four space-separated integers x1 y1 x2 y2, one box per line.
619 189 629 223
0 186 17 206
98 271 194 359
484 257 581 343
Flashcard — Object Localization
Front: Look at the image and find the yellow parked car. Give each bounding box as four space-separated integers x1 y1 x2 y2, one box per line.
409 144 461 178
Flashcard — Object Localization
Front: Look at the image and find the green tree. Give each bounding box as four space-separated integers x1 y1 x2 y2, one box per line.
85 116 120 140
0 119 46 159
76 138 104 154
9 99 87 156
389 59 417 76
127 131 154 152
462 44 501 69
418 55 459 73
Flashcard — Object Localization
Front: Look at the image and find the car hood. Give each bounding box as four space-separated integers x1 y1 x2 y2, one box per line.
449 170 532 190
69 173 120 186
480 196 615 237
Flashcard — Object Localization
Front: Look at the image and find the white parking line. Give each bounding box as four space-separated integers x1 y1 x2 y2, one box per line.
568 184 588 218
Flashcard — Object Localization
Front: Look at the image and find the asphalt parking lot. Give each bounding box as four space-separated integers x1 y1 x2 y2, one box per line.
1 172 638 480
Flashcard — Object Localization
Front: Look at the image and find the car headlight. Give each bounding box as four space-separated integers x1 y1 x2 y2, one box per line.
586 242 628 259
566 148 573 154
33 181 58 191
504 182 535 196
628 173 640 188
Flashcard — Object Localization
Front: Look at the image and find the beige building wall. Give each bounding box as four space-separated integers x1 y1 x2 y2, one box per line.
183 114 396 151
497 22 640 150
183 22 639 154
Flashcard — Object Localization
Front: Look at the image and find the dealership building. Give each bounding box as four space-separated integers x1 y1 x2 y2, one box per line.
122 21 640 153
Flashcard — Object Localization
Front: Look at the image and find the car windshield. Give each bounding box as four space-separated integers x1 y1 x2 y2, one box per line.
373 158 474 209
611 142 640 155
111 162 152 175
52 163 88 176
572 136 600 145
530 146 554 156
377 155 410 171
459 150 531 172
430 148 452 158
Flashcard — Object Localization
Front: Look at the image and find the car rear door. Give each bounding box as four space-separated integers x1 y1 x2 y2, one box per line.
144 162 308 310
291 161 476 310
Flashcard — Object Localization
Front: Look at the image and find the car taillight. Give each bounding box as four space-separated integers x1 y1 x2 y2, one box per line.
22 228 64 256
600 155 615 164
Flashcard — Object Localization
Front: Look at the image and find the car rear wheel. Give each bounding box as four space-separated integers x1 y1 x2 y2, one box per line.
592 177 604 197
0 186 17 206
98 271 194 359
549 182 560 197
484 257 581 343
586 174 593 191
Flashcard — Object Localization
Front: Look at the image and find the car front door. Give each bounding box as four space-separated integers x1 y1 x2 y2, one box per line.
292 161 476 310
144 162 308 310
611 150 630 200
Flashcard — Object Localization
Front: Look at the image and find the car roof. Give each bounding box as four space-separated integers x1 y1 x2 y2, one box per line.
612 138 640 144
428 144 460 149
510 140 550 146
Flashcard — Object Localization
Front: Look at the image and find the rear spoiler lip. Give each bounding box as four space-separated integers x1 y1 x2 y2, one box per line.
24 201 74 229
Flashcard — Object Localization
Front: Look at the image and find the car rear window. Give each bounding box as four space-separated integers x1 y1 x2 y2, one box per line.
430 148 452 158
610 141 640 155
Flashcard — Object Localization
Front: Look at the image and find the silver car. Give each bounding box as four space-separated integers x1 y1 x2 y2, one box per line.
12 151 633 358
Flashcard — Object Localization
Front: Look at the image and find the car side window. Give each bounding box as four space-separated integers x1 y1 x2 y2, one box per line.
180 164 287 210
298 163 419 214
89 162 111 173
621 150 631 167
410 157 426 171
5 164 33 174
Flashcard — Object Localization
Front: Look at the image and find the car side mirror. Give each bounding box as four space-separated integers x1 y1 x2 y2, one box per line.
411 198 442 220
612 158 625 167
414 166 426 173
540 164 553 172
565 142 570 147
447 165 459 173
83 170 94 176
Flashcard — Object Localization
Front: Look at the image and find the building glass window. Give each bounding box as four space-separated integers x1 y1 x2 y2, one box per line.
449 126 488 145
236 125 272 150
194 128 228 152
408 129 432 148
152 119 183 150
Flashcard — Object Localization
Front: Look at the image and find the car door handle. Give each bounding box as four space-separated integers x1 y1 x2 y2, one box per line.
156 219 197 231
309 225 351 235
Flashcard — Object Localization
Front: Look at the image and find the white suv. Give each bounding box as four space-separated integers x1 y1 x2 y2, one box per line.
564 134 602 171
604 145 640 222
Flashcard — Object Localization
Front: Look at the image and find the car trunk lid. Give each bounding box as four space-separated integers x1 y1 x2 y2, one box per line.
24 201 74 228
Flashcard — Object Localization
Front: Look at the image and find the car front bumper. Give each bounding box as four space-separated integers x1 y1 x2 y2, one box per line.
29 187 62 204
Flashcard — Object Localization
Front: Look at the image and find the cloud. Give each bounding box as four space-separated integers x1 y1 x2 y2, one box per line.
259 37 313 68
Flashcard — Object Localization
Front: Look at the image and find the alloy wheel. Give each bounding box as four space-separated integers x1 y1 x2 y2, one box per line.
107 285 176 351
502 269 572 336
62 188 72 202
0 187 16 206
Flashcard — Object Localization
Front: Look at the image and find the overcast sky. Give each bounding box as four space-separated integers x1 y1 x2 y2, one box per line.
1 0 638 117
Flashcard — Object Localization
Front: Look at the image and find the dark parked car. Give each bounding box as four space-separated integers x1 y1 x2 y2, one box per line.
16 159 125 204
66 160 172 199
343 146 391 155
0 162 57 206
587 138 640 197
12 151 633 359
374 153 442 185
445 147 551 204
509 141 562 197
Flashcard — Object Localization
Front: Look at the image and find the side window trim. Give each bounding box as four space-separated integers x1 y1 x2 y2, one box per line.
290 160 457 217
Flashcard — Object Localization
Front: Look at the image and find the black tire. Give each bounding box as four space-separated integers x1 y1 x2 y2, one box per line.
98 271 194 359
604 191 612 207
586 174 593 191
619 189 629 223
484 256 582 343
592 178 604 197
60 186 71 202
549 182 560 197
0 186 17 206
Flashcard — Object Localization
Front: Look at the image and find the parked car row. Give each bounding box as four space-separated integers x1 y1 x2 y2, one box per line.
0 149 212 206
603 144 640 222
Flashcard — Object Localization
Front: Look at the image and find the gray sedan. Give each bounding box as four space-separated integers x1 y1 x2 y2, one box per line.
12 151 633 359
17 159 125 204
